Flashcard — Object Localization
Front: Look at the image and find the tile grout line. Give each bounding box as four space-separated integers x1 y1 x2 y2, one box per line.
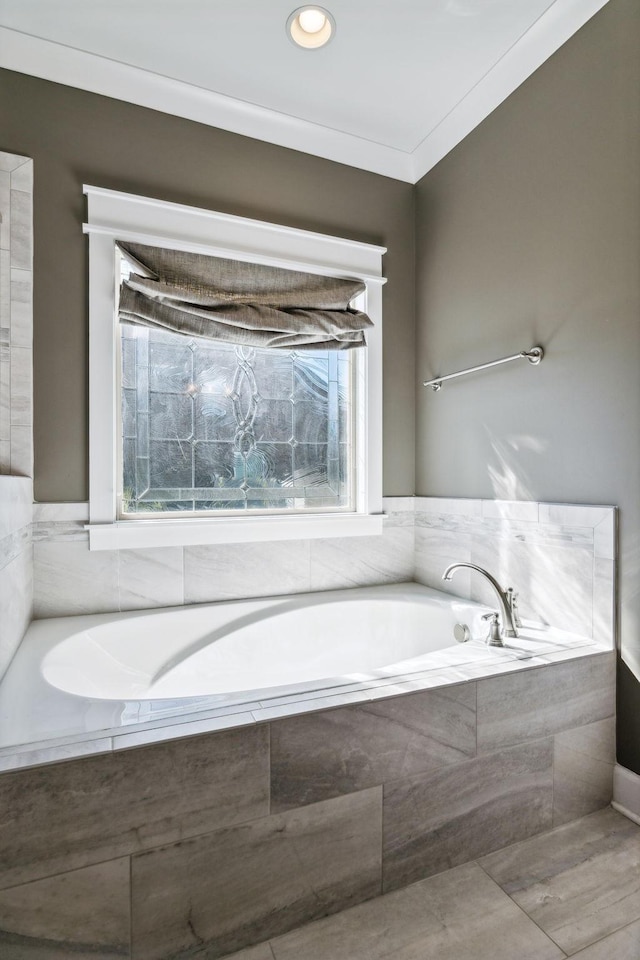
570 916 640 957
267 720 272 817
377 781 384 897
474 677 478 759
0 850 132 895
128 854 133 960
591 544 596 649
7 181 10 473
117 547 122 613
552 726 556 828
473 858 570 958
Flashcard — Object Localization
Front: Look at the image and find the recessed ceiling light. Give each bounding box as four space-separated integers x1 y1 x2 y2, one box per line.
287 6 335 49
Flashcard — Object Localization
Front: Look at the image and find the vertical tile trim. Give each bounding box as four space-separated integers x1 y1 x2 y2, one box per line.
128 854 133 960
267 721 272 817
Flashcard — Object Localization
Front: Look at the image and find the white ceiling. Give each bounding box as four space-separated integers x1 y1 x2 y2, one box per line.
0 0 609 183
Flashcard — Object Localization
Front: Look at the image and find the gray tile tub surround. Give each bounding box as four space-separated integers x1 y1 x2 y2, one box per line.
269 651 615 896
131 788 382 960
476 652 615 754
0 724 269 890
414 498 616 646
0 651 617 960
381 654 614 890
222 946 275 960
271 651 614 804
271 683 477 812
553 716 616 826
0 858 130 959
382 738 555 892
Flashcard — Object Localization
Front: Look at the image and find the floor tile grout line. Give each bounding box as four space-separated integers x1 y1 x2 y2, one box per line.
570 916 640 957
473 857 570 958
244 912 640 960
247 857 572 960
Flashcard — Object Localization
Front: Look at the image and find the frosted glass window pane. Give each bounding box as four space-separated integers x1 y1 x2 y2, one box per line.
120 327 354 516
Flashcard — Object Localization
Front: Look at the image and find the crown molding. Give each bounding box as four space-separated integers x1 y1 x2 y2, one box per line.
0 0 611 186
410 0 611 182
0 26 414 183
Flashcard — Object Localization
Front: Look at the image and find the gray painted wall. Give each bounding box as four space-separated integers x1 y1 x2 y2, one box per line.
0 68 415 501
415 0 640 771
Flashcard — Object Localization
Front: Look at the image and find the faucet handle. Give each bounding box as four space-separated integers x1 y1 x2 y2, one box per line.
506 587 523 628
481 612 505 647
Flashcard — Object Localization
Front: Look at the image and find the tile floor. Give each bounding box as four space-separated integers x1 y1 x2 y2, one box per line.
223 806 640 960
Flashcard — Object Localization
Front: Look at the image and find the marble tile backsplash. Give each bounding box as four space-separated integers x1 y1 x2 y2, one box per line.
29 497 616 644
0 476 32 679
414 497 616 646
0 152 33 478
32 498 416 618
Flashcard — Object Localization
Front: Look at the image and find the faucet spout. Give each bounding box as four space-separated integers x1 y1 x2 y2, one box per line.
442 562 519 638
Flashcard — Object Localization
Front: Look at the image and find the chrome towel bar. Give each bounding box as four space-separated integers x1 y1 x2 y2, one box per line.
423 346 544 391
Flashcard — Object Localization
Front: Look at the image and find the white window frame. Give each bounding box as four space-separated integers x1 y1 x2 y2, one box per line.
84 185 385 551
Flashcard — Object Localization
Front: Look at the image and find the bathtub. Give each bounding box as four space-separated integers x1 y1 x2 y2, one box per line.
0 582 603 770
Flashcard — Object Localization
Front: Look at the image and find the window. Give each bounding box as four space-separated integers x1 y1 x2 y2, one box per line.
85 187 385 550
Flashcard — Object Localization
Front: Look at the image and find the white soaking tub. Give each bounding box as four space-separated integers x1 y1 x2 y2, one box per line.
0 582 602 770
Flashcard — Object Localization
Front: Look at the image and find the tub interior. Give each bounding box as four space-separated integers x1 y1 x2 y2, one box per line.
40 586 492 700
0 581 605 761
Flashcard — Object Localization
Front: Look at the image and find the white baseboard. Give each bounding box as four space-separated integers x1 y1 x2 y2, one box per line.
612 763 640 825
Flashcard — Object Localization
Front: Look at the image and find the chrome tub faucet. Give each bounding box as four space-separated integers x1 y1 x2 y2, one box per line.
442 562 520 641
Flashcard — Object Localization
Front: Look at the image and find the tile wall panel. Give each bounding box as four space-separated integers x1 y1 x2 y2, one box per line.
32 498 415 616
0 153 33 477
0 725 269 889
33 539 119 617
131 788 382 960
31 498 613 634
0 147 34 682
382 739 554 891
553 716 615 825
477 652 615 753
0 858 130 959
414 498 616 646
184 539 312 604
271 683 476 811
0 475 32 680
118 545 184 611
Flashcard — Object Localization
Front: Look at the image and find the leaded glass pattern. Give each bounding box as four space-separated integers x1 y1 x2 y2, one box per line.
120 325 353 515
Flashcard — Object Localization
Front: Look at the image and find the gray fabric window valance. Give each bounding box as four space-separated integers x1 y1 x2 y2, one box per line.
117 241 373 349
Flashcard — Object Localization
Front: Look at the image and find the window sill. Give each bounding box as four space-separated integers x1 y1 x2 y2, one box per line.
86 512 385 551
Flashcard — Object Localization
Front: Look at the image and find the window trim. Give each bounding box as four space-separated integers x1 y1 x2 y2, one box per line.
84 185 386 551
